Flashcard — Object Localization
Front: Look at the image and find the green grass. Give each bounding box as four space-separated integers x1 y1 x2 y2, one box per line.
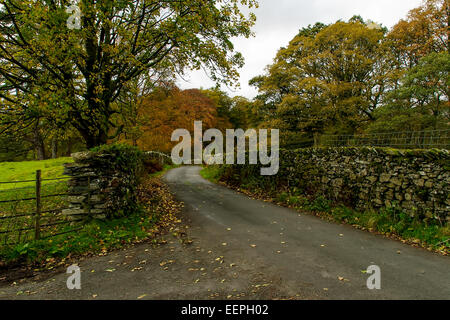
0 157 73 191
0 158 74 246
0 210 160 265
324 205 450 251
199 165 222 183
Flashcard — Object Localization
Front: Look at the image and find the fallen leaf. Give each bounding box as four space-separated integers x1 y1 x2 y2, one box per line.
131 267 143 272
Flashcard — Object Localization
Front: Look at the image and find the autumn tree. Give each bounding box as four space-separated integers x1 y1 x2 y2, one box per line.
114 69 175 147
227 96 260 129
0 0 257 148
369 52 450 133
200 87 236 130
199 87 261 129
120 86 229 153
368 0 450 133
250 19 392 146
388 0 449 69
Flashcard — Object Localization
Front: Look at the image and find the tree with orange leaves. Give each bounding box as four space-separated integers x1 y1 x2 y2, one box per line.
388 0 449 69
119 86 231 153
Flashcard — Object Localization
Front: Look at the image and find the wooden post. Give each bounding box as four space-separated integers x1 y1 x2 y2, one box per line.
35 170 42 240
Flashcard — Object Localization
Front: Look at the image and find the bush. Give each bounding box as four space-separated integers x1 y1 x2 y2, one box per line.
143 158 164 174
90 143 144 177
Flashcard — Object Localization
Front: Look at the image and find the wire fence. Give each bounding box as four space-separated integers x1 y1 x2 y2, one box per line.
0 170 84 247
317 129 450 150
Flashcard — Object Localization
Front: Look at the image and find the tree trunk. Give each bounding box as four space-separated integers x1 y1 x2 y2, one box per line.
33 124 46 160
83 129 108 149
51 138 58 159
66 139 73 157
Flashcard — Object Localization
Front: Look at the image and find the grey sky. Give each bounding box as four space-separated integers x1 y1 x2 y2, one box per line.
177 0 423 99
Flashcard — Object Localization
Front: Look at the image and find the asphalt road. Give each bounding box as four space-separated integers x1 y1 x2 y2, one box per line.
163 166 450 300
0 166 448 300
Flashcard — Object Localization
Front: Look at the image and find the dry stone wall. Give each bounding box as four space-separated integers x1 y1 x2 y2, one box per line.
221 147 449 223
63 146 144 220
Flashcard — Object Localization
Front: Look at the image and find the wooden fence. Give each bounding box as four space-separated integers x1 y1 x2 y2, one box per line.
0 170 84 246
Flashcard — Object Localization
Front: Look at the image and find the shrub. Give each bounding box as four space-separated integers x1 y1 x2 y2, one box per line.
306 196 332 212
143 158 163 174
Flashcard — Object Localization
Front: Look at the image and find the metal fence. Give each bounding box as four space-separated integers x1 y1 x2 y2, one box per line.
317 129 450 150
0 170 83 247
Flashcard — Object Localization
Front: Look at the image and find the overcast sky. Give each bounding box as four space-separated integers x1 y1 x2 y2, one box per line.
177 0 423 99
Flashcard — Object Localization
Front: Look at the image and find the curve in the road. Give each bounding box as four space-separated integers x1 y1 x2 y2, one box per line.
164 166 450 300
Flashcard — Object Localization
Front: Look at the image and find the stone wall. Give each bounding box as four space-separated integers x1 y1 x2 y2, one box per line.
63 146 144 220
220 147 449 223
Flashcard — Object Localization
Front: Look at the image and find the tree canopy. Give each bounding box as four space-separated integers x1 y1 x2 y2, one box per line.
0 0 258 148
250 0 449 147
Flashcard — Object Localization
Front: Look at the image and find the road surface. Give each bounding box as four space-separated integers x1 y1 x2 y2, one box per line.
0 166 448 299
163 166 450 299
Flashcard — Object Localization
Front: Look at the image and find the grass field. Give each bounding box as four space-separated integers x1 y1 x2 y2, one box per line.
0 158 75 246
0 157 72 190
